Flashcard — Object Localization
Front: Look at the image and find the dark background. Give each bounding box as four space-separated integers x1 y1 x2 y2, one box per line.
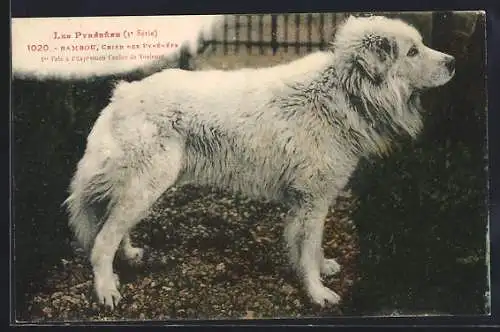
9 0 500 326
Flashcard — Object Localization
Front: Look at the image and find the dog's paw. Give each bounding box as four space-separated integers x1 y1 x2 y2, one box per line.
321 258 341 276
308 284 341 307
94 273 122 310
122 246 145 265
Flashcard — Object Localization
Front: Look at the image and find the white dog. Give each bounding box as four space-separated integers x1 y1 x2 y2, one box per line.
64 15 455 310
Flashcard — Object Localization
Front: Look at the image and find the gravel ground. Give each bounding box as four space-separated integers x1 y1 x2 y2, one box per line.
23 185 360 322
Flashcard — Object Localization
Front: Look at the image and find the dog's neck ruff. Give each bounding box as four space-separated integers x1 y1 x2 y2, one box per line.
277 58 424 157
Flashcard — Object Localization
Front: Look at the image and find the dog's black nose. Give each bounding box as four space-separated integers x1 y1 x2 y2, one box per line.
445 56 455 73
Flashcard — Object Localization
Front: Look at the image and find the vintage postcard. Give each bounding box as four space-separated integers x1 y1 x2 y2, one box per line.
11 11 490 322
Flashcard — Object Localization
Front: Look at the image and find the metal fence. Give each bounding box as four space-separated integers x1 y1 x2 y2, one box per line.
207 13 348 55
206 13 435 56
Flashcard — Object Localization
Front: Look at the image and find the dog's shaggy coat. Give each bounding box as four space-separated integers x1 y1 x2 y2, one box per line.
65 15 456 309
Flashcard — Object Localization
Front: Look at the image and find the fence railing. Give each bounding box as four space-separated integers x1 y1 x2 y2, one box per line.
207 13 348 56
205 13 435 56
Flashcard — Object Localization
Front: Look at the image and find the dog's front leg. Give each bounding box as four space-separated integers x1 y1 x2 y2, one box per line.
293 201 341 307
320 248 341 276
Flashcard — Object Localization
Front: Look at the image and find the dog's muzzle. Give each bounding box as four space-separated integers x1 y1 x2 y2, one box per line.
445 55 456 74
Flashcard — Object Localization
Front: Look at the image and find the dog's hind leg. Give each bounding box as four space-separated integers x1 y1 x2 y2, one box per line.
118 233 144 265
91 191 157 309
90 144 184 310
284 212 302 271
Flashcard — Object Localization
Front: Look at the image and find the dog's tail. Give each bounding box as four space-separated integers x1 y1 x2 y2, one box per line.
63 149 117 254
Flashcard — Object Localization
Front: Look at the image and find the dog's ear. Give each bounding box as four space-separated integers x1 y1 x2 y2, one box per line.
354 35 398 84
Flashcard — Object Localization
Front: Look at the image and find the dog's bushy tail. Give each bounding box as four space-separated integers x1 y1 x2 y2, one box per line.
63 152 116 254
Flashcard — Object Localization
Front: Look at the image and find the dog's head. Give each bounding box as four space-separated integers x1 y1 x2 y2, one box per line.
333 15 455 91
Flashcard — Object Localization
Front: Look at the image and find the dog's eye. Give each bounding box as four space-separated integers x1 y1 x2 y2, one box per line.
407 46 419 57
